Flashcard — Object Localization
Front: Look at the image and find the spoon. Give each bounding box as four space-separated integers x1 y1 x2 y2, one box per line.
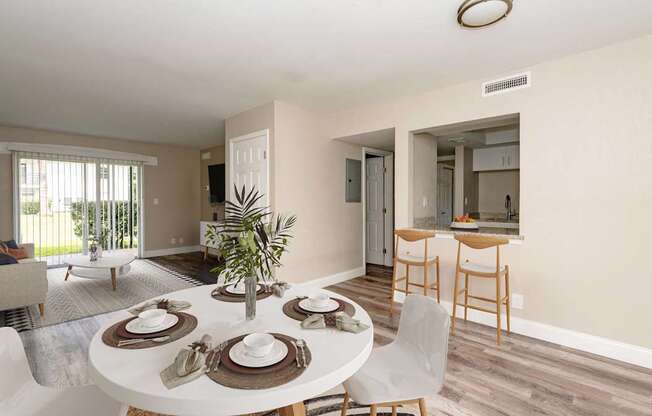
118 336 170 346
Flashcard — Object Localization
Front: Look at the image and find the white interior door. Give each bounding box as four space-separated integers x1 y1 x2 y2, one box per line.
366 156 384 265
230 131 269 206
437 165 453 225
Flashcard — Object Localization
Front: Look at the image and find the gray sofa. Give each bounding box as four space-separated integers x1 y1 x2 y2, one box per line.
0 243 48 315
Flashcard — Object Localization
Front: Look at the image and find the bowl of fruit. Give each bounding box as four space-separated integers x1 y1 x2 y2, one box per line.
451 214 479 230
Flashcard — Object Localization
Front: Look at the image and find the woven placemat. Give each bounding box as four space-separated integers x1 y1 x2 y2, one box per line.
207 333 311 389
282 297 355 321
101 312 197 349
210 285 273 303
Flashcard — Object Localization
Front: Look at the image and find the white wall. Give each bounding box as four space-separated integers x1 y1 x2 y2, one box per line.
326 34 652 350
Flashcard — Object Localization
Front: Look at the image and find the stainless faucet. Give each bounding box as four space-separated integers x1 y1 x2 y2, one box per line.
505 195 512 221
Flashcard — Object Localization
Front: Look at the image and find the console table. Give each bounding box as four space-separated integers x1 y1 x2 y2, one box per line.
200 221 221 260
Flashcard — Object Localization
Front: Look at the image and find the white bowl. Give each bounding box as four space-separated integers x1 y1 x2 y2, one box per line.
243 333 275 358
138 309 168 328
309 293 331 308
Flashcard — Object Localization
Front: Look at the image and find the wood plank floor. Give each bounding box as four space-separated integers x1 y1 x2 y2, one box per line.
15 258 652 416
328 268 652 416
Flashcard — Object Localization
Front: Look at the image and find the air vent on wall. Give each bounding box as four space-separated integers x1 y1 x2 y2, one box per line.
482 71 531 97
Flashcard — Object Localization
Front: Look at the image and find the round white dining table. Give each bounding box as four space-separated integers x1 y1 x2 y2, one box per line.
88 284 374 416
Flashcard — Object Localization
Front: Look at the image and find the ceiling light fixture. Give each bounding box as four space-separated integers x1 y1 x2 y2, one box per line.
457 0 513 29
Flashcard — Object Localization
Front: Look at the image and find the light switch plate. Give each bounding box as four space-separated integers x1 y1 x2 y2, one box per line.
511 293 524 309
153 198 159 205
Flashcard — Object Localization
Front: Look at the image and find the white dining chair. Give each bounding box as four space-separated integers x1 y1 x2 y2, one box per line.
341 294 450 416
0 327 129 416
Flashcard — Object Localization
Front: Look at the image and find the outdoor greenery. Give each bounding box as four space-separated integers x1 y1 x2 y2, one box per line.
21 201 40 215
70 201 139 249
208 185 296 284
36 244 83 257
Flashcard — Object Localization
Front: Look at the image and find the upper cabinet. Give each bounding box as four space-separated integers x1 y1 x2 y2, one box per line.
473 145 519 171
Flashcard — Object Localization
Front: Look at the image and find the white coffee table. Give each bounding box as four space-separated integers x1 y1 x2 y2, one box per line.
65 253 136 291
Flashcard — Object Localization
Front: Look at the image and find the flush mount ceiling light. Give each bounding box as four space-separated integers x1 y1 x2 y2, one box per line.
457 0 513 29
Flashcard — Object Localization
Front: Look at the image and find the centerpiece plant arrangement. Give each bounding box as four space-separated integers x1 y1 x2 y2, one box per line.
206 185 296 320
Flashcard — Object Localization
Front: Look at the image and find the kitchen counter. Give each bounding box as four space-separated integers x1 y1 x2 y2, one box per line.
434 225 523 240
413 217 523 240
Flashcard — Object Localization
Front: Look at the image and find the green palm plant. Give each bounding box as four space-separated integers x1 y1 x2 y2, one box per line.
207 185 296 284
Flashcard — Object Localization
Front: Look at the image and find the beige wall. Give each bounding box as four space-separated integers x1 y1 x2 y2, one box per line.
478 170 519 214
274 101 362 283
412 134 437 220
0 125 201 252
326 35 652 349
200 145 225 221
223 101 363 284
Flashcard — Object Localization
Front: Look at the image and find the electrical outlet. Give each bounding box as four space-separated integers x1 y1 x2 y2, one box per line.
153 198 159 205
170 238 176 245
179 237 184 244
511 293 524 309
422 196 428 208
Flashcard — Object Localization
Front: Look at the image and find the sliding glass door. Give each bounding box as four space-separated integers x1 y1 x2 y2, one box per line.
15 153 142 266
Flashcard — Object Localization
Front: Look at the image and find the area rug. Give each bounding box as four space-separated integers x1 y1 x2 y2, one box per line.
3 259 203 332
126 392 418 416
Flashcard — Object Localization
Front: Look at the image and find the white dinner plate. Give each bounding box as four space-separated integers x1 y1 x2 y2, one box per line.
298 298 340 313
125 314 179 334
225 283 262 295
229 339 288 368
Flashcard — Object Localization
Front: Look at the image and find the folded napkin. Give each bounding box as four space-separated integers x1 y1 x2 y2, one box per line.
301 312 370 334
129 299 191 315
160 334 212 389
270 281 290 297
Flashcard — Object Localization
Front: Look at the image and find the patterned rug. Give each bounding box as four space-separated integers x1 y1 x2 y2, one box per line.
2 259 203 332
126 393 418 416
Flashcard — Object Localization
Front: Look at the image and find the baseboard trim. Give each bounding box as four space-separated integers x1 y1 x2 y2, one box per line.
392 292 652 369
141 245 201 258
299 266 366 290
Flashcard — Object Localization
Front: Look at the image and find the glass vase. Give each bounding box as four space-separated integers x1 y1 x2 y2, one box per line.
245 275 257 320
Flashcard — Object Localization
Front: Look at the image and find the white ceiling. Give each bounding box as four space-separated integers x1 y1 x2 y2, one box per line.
1 1 652 148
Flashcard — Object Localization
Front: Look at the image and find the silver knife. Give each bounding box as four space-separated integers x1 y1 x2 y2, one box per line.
296 339 308 368
291 340 301 367
212 342 227 372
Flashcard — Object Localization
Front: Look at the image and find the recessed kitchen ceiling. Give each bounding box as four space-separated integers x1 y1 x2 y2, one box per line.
1 1 651 147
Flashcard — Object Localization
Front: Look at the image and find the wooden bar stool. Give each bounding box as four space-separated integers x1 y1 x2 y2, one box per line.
390 229 440 313
451 234 511 345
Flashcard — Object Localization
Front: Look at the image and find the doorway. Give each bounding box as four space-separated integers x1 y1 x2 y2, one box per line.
363 148 394 268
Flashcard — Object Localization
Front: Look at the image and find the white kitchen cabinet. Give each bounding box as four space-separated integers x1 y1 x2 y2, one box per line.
473 145 520 171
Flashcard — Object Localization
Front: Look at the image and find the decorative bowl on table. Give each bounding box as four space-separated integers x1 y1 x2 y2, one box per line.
451 214 479 230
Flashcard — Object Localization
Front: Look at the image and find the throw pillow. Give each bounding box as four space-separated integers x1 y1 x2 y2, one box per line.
2 239 19 249
0 253 18 265
7 247 29 260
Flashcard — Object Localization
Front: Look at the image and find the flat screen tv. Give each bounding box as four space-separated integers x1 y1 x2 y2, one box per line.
208 164 225 203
